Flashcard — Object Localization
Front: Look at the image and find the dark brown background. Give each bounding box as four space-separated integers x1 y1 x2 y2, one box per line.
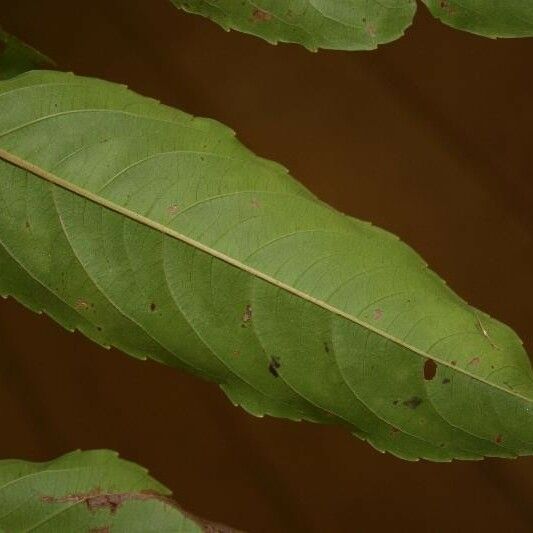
1 2 532 532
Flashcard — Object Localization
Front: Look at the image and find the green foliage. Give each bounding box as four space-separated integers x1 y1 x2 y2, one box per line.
0 27 53 80
0 449 224 532
423 0 533 38
173 0 416 51
172 0 533 50
0 71 532 462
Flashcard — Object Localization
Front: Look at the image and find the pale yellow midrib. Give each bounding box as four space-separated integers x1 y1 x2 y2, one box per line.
0 147 530 405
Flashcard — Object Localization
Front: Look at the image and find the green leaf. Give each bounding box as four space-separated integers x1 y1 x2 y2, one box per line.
0 28 54 80
0 71 532 462
170 1 533 50
422 1 533 39
172 0 417 50
0 449 237 532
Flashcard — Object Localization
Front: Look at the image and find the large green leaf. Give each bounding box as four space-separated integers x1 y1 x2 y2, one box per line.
0 71 532 462
171 1 533 50
0 449 238 532
0 28 54 80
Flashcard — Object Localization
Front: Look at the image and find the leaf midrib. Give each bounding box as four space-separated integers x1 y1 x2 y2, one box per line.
0 147 530 405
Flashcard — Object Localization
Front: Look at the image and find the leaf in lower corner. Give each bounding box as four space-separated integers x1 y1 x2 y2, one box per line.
0 71 532 462
0 27 54 80
0 450 240 532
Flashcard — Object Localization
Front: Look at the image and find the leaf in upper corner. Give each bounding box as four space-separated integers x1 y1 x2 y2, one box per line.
0 27 54 80
170 0 533 50
171 0 417 50
0 449 240 532
0 71 532 462
421 1 533 39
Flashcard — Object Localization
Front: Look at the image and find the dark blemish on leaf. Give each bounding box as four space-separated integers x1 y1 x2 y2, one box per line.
96 326 102 332
495 434 503 444
442 378 450 385
324 342 330 353
403 396 423 409
440 0 457 15
42 489 178 514
25 221 31 229
150 302 157 312
450 360 457 366
241 304 252 326
252 8 272 22
423 359 437 381
390 427 399 435
373 308 383 321
468 356 481 366
90 528 110 533
268 356 281 377
393 400 399 405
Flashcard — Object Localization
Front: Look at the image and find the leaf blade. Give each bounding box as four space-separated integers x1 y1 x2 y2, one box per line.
0 450 237 532
172 0 417 50
0 28 54 80
422 0 533 39
171 0 533 49
0 71 532 461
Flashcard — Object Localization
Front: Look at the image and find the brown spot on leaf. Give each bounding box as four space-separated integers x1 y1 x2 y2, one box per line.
252 8 272 22
44 489 239 532
42 489 178 514
365 23 377 38
403 396 423 409
232 350 240 357
149 302 157 312
241 304 252 326
442 378 451 385
450 360 457 366
440 0 457 15
373 308 383 321
75 299 90 311
495 434 503 444
423 359 437 380
468 356 481 366
167 204 179 216
250 198 261 209
324 342 330 353
268 356 281 377
25 221 31 229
